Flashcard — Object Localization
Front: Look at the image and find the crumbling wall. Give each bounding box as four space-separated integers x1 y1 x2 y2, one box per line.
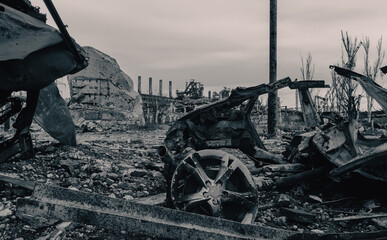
67 46 144 125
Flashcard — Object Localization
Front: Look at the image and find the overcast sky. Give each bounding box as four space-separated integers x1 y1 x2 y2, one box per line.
33 0 386 108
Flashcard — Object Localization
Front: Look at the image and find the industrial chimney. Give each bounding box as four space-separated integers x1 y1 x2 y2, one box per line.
169 81 172 98
138 76 141 94
149 77 152 95
159 79 162 96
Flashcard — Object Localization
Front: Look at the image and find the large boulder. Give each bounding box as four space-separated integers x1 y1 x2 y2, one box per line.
70 46 133 91
67 46 143 125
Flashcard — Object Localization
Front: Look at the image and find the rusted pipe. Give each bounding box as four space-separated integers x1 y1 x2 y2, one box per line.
157 146 175 165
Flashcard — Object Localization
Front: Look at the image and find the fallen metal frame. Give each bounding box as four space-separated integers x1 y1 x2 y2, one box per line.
163 77 293 169
163 78 330 169
289 80 329 128
325 66 387 181
329 142 387 181
16 183 296 240
330 65 387 116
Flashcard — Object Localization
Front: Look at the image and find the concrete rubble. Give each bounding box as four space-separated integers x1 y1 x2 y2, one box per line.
68 46 144 126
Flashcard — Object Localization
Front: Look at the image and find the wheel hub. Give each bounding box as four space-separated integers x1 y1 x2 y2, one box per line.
170 149 259 223
206 182 222 201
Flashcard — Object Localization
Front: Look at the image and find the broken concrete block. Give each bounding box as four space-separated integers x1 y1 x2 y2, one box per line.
308 195 323 203
0 208 12 219
131 193 166 206
273 216 287 226
123 195 134 200
107 173 119 180
276 194 296 207
253 176 273 190
17 214 58 229
280 207 316 224
311 229 324 234
363 199 381 212
37 222 74 240
130 169 147 177
372 217 387 229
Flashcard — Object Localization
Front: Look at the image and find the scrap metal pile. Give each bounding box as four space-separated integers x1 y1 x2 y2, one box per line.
154 69 387 238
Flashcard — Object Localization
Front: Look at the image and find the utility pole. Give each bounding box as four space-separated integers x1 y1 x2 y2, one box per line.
268 0 277 136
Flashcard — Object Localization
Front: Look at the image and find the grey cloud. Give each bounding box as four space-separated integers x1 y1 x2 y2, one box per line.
33 0 387 108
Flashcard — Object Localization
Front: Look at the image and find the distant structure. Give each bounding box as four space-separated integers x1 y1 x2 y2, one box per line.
176 79 204 100
67 46 143 125
138 76 179 124
219 87 231 99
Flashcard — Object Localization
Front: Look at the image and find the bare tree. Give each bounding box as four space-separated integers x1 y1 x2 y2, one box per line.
362 36 385 122
297 52 315 111
342 31 362 120
300 52 315 81
328 31 362 119
341 31 360 69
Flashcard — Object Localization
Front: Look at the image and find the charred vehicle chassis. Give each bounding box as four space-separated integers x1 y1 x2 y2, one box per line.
158 78 329 223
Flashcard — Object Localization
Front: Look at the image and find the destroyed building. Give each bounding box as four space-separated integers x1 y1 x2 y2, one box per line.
67 46 144 125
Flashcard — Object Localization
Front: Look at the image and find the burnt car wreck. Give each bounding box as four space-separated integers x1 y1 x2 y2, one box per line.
158 78 331 221
0 0 88 162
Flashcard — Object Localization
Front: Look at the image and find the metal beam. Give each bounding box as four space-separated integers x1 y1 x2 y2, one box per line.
16 184 295 240
298 89 321 128
43 0 87 71
288 80 329 90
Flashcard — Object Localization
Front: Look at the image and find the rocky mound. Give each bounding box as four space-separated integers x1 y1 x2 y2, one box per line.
70 46 133 91
67 46 143 125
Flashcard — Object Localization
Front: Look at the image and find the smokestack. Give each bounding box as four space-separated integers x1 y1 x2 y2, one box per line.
149 77 152 95
138 76 141 94
169 81 172 98
208 91 211 99
159 79 162 96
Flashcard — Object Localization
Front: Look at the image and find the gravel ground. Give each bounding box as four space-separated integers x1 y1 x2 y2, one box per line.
0 124 386 239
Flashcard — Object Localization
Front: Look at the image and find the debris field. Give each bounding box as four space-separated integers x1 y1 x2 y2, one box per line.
0 122 386 239
1 1 387 239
